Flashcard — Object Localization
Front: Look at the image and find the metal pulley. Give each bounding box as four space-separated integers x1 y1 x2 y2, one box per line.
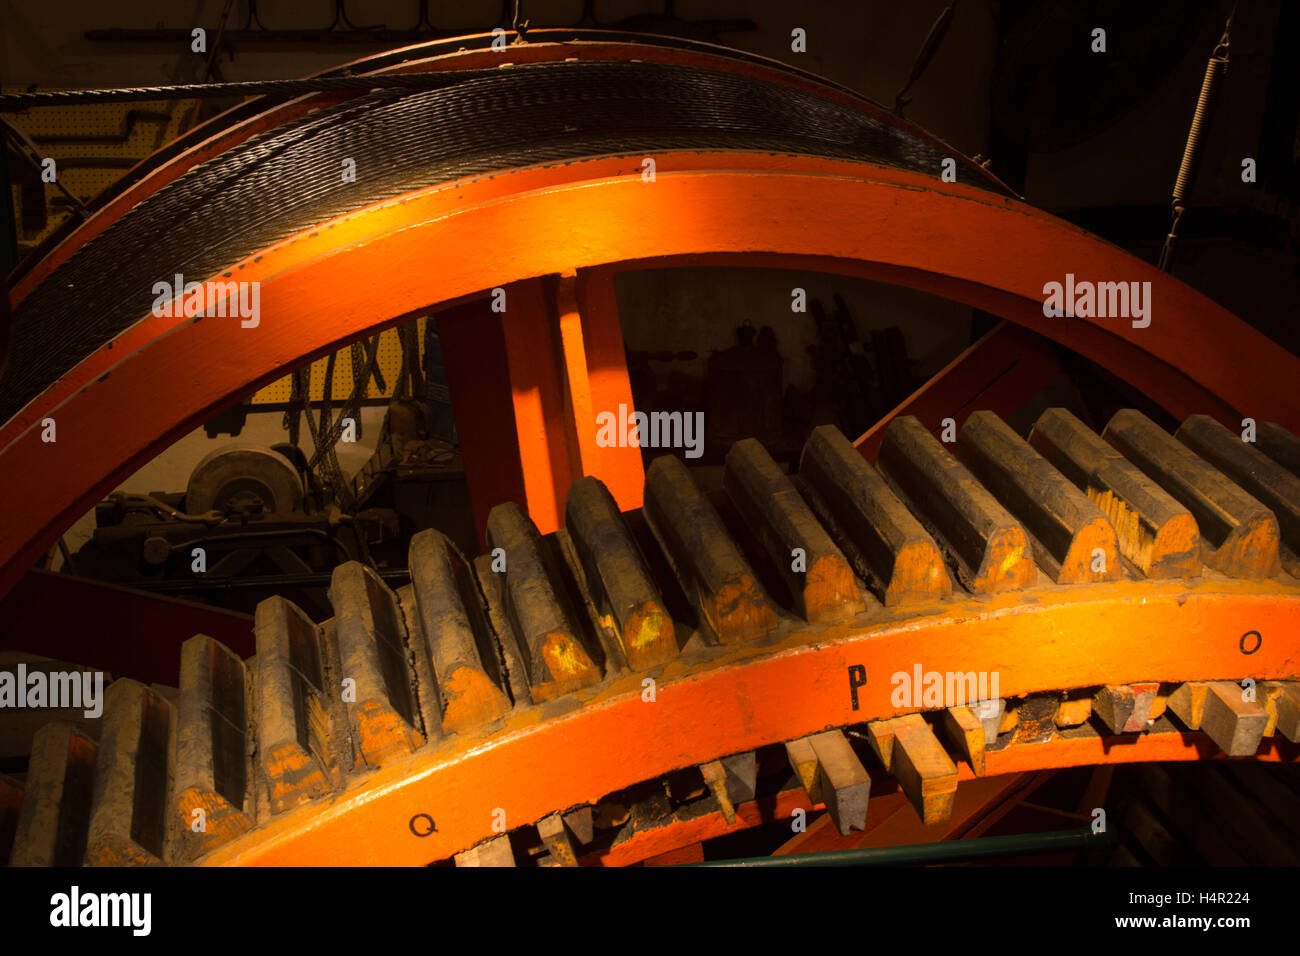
185 444 305 516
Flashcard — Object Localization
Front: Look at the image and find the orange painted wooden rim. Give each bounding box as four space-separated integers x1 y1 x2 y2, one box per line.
3 154 1296 599
197 578 1300 865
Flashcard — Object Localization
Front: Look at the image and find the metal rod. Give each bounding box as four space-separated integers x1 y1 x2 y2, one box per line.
683 825 1115 867
0 64 552 110
125 567 412 592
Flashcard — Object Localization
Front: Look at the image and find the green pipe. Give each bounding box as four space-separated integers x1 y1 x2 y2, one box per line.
684 825 1115 867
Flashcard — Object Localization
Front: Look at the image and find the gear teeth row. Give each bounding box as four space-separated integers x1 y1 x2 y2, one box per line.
6 408 1300 866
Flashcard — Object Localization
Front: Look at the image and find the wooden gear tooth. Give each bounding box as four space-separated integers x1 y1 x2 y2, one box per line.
723 437 866 622
254 597 336 814
1103 410 1281 579
1029 408 1200 578
960 411 1120 585
807 730 871 836
408 529 512 733
173 635 253 861
1255 422 1300 479
878 416 1036 594
86 679 173 865
564 477 677 670
329 563 425 767
0 774 22 865
9 722 96 867
642 454 776 643
486 502 602 701
798 425 951 606
1175 415 1300 573
888 714 958 826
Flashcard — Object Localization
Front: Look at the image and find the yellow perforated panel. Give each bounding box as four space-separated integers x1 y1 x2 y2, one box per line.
250 318 427 404
5 94 199 250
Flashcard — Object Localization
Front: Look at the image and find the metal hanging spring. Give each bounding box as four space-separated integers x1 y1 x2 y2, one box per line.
1159 11 1233 272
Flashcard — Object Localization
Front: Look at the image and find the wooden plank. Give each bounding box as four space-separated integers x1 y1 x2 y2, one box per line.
1029 407 1200 577
564 477 676 670
1201 681 1268 756
643 455 775 643
889 714 958 825
86 679 172 865
940 705 985 776
1103 410 1280 578
173 635 252 860
330 562 424 767
808 730 871 836
725 438 866 622
408 529 512 732
799 425 951 606
9 722 96 866
485 503 600 702
1131 765 1247 866
877 416 1035 594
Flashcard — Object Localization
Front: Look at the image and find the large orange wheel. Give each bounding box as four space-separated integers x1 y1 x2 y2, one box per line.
3 33 1299 869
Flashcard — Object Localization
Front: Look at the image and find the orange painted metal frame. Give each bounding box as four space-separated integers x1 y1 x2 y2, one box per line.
196 577 1299 865
4 154 1298 600
853 320 1063 459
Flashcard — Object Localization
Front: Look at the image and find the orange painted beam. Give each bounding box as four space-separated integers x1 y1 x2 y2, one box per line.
4 156 1298 599
572 266 645 511
498 277 578 534
854 321 1062 460
191 579 1298 866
